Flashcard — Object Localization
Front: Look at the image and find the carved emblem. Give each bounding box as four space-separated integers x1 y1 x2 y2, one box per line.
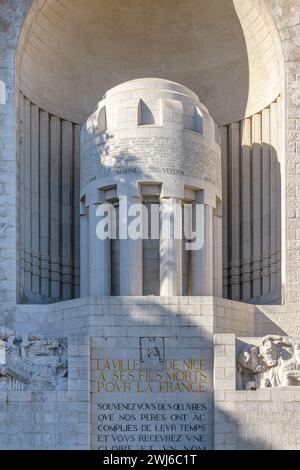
139 337 165 369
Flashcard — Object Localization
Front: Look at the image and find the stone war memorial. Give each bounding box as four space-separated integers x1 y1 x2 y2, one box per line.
0 0 300 451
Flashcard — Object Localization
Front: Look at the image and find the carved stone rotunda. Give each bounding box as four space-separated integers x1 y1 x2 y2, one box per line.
0 0 300 450
80 79 221 299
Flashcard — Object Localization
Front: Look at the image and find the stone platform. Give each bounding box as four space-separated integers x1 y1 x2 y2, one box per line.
0 297 298 449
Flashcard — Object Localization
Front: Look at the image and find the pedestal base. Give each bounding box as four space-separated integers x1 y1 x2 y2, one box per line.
0 297 299 449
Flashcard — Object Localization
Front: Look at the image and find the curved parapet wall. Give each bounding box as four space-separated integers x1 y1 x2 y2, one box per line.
81 78 221 205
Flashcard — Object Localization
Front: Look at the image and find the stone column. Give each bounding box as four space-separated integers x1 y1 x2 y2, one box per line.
262 107 271 296
73 124 81 299
221 126 228 299
80 199 89 297
160 197 182 296
252 112 262 298
39 109 50 298
240 118 252 301
213 202 223 297
119 196 143 296
31 103 40 294
50 115 62 300
191 204 213 296
228 122 241 300
23 97 32 293
61 120 73 300
88 203 111 296
270 100 279 294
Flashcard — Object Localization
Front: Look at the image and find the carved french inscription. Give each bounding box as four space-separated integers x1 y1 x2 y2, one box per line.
92 337 213 450
81 137 220 189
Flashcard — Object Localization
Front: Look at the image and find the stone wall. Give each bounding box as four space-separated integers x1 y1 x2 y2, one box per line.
215 387 300 450
0 0 300 451
3 297 297 450
0 333 90 450
0 0 32 322
13 297 217 450
267 0 300 303
14 297 299 345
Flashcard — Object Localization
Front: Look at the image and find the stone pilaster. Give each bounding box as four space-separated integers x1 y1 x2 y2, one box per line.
191 204 213 296
0 0 32 320
119 196 143 296
88 203 111 296
160 197 183 296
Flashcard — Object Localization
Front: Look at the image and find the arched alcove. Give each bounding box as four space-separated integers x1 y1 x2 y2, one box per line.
16 0 285 304
17 0 283 125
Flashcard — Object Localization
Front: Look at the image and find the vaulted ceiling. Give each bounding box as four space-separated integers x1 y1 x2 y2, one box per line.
18 0 283 124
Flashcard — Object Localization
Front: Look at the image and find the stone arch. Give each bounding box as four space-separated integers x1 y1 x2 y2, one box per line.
17 0 284 125
15 0 286 305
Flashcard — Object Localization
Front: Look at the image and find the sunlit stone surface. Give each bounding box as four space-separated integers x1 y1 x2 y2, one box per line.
0 0 299 450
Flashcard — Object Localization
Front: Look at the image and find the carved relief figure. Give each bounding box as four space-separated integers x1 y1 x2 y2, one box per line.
280 341 300 386
0 327 30 391
0 328 68 391
140 337 165 369
259 336 292 388
237 344 263 390
238 336 298 389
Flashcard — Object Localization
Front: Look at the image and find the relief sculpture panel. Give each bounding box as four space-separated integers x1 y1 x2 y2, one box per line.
238 336 300 389
0 327 68 391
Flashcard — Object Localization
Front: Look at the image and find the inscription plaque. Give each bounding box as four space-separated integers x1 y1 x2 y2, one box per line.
92 337 213 450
